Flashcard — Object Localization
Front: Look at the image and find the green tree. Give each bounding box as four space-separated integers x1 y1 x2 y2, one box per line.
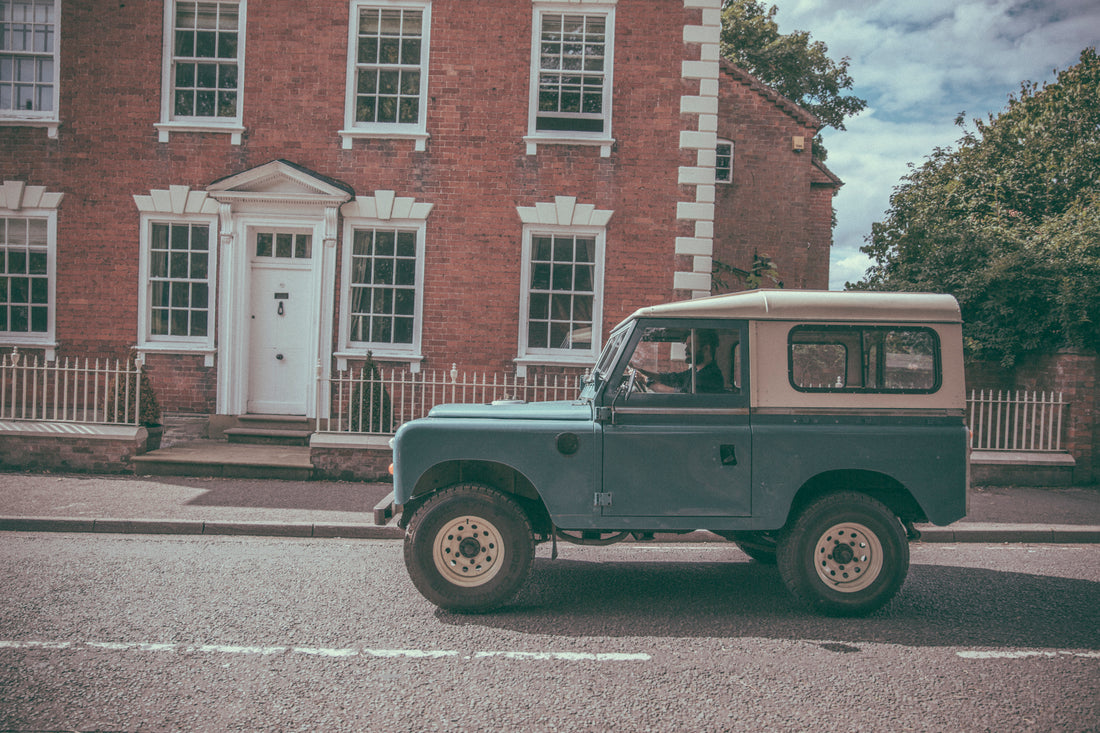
855 48 1100 367
719 0 866 158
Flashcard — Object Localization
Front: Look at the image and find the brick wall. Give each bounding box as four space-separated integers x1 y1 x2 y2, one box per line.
712 64 837 291
143 353 217 415
966 350 1099 483
2 0 704 379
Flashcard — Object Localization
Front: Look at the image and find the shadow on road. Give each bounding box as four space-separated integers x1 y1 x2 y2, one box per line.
172 477 392 513
437 558 1100 650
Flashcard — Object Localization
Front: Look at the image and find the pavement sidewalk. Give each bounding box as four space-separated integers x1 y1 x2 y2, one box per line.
0 472 1098 543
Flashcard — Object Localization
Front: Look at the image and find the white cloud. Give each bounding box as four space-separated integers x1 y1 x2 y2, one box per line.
763 0 1097 289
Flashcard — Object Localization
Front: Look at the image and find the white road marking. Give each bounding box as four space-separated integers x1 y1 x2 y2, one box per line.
957 650 1100 659
0 639 649 662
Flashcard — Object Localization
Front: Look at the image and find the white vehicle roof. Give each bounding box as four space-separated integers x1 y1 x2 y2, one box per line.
625 289 962 325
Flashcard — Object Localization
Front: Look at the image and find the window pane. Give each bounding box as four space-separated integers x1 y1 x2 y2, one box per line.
394 288 414 315
295 234 312 259
395 259 415 286
393 316 413 343
256 233 272 257
275 233 292 258
396 231 416 256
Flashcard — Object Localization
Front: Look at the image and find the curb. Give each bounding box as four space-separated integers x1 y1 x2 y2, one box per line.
0 517 1098 543
914 523 1100 544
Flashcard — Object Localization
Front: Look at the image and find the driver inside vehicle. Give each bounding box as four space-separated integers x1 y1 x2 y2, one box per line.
635 328 725 393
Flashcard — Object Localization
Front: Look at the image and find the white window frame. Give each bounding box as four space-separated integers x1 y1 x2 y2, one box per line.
517 224 605 366
525 2 616 157
716 139 733 183
137 212 218 357
0 206 57 356
156 0 247 144
0 0 61 138
340 0 431 151
336 217 426 366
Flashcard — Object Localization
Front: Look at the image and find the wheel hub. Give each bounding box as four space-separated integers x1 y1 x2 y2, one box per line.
813 522 884 593
458 536 482 558
433 515 505 588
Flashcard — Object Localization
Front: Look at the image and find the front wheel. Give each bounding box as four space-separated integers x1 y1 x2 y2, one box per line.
777 492 909 616
403 483 535 613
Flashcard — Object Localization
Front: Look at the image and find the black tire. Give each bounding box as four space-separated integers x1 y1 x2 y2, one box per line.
733 532 778 564
777 492 909 616
403 483 535 613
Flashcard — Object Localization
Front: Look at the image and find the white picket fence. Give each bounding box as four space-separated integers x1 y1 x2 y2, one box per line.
318 364 586 434
0 349 1072 455
0 349 145 425
967 389 1067 452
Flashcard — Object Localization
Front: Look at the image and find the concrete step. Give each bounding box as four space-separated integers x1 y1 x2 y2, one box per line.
132 440 313 480
224 427 312 446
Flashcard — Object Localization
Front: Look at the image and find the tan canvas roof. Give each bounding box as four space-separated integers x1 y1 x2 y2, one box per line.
626 289 962 325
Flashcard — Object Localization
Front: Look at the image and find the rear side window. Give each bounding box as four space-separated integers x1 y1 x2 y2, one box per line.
789 326 941 393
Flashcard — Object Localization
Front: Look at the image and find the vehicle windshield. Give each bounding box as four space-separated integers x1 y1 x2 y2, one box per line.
579 326 630 401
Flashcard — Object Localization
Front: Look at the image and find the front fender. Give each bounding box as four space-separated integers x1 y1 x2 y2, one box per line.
392 416 598 523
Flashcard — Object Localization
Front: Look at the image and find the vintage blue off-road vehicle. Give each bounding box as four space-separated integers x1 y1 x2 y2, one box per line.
392 290 969 616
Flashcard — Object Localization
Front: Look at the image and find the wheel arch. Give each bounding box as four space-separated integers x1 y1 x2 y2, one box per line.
787 469 928 527
398 459 552 534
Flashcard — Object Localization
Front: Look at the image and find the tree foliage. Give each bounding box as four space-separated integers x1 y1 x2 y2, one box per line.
719 0 866 158
855 48 1100 366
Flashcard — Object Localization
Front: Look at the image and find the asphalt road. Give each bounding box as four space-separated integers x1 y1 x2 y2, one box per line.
1 534 1098 732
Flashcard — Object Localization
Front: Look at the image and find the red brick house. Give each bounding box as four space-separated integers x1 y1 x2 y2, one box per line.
1 0 838 428
713 60 840 291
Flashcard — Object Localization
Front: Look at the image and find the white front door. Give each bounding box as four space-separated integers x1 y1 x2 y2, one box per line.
247 230 315 415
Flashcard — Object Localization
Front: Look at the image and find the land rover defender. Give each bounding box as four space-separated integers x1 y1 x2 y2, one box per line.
391 290 969 616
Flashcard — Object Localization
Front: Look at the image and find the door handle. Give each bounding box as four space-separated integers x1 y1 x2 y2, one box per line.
276 353 284 361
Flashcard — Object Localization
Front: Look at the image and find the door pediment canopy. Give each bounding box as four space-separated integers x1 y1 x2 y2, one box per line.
207 160 354 209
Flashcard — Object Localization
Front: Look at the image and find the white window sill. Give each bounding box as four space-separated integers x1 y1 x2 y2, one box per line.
0 118 59 138
138 344 216 367
155 121 245 145
339 129 429 151
524 134 614 157
1 338 58 362
513 354 596 377
335 350 424 372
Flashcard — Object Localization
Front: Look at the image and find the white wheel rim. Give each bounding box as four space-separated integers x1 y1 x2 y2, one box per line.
813 522 883 593
433 515 505 588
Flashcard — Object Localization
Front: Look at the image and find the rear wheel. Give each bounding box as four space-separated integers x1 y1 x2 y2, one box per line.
403 483 535 613
777 492 909 616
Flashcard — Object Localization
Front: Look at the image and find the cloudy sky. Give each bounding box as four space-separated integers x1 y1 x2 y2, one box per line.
766 0 1100 289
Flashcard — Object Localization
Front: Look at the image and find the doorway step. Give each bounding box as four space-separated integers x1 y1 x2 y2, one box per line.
223 415 314 446
132 414 314 480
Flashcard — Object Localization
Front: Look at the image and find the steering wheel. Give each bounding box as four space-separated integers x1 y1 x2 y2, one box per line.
625 367 650 394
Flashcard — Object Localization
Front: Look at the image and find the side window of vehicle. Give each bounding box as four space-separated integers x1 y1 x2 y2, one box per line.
620 323 745 399
789 326 941 393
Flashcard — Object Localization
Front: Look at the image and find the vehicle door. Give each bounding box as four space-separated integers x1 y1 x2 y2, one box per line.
598 319 751 517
